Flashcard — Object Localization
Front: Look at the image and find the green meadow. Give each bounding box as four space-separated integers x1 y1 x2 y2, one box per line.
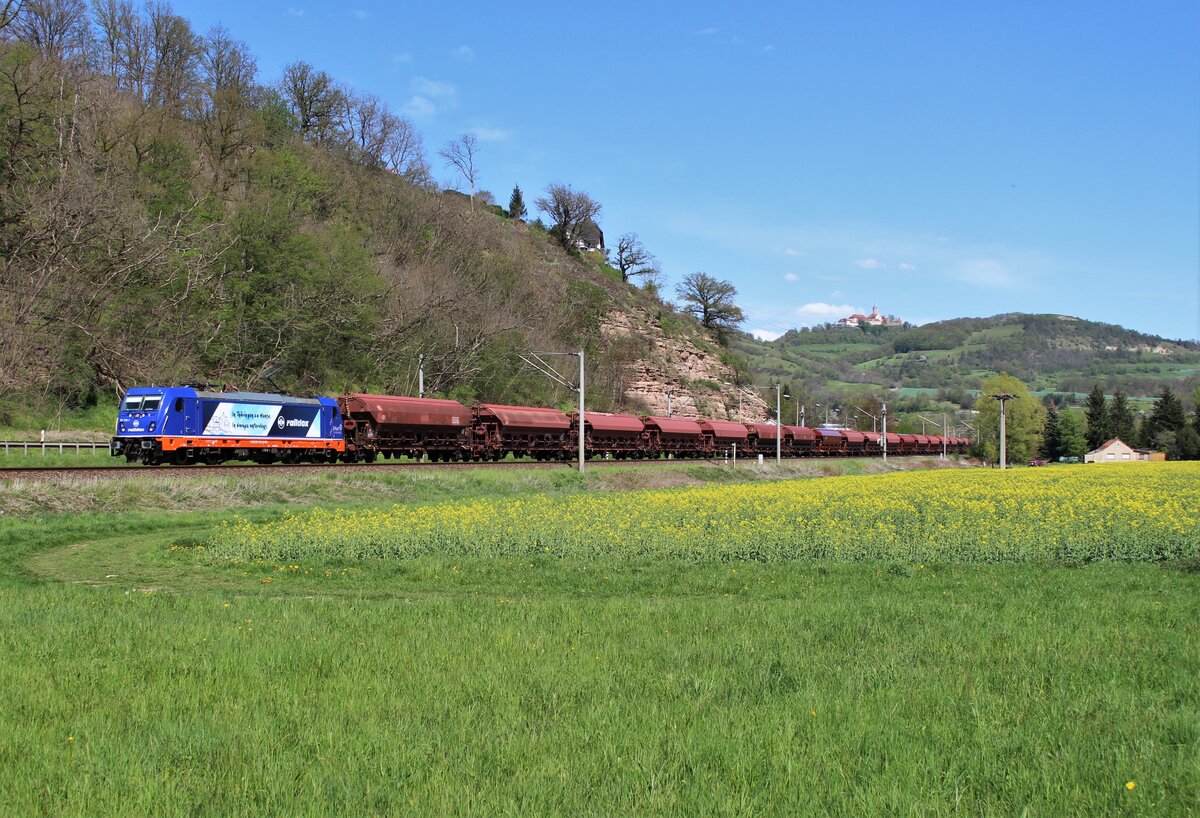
0 463 1196 816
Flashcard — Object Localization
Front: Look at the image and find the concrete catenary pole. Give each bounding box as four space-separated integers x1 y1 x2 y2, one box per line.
991 393 1014 469
418 354 424 398
882 402 888 462
773 386 786 464
578 350 585 474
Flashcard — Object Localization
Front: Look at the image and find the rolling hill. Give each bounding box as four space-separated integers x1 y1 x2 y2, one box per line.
732 313 1200 407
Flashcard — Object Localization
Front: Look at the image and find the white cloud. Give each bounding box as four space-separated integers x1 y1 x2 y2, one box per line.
854 258 884 269
696 26 719 35
404 78 456 118
751 329 784 341
470 126 508 142
796 302 861 322
352 9 368 18
830 290 843 299
812 274 846 282
452 45 474 61
784 247 803 256
402 96 436 117
285 7 304 16
899 262 916 271
411 77 456 98
783 272 799 282
391 53 413 65
762 44 776 53
797 302 855 316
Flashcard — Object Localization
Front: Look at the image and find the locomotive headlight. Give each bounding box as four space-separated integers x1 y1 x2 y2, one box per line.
149 421 156 433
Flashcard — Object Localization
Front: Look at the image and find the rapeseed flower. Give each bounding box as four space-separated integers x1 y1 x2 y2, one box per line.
204 463 1199 565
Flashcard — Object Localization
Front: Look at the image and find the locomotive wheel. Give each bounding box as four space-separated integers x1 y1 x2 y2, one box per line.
363 452 377 464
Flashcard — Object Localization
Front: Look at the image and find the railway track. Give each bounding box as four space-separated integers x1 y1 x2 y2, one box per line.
0 457 736 482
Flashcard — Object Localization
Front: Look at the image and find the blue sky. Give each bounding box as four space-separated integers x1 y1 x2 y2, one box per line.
173 1 1200 341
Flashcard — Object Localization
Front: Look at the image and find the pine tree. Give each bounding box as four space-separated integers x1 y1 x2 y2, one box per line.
507 185 527 220
1084 384 1109 450
1107 388 1136 443
1146 386 1186 438
1040 405 1061 461
1143 386 1187 458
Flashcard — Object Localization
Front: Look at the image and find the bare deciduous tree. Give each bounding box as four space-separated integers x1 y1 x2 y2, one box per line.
439 132 478 209
534 182 601 250
196 23 255 185
12 0 89 61
0 1 25 35
146 1 200 109
613 232 659 283
279 60 343 143
343 90 385 164
675 272 745 335
381 113 428 183
91 0 151 99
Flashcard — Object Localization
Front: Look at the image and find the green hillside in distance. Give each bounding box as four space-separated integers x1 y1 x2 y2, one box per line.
733 313 1200 405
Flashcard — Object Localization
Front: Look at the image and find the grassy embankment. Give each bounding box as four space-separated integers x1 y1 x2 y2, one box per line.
0 461 1196 815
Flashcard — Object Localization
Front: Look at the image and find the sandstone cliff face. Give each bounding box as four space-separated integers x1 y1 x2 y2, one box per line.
601 306 769 422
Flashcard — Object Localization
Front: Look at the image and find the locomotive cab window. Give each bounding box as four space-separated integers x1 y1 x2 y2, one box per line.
141 397 162 412
174 398 184 413
122 396 143 411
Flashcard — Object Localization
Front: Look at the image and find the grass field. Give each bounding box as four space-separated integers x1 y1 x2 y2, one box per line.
0 462 1197 815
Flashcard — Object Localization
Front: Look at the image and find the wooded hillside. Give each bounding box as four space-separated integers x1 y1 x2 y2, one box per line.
0 0 673 420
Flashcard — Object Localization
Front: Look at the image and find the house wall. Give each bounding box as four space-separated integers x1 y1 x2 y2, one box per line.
1084 439 1137 463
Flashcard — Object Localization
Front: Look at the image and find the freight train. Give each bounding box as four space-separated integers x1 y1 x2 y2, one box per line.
110 386 969 465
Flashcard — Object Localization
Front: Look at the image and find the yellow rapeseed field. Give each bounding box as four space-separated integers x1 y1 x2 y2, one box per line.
206 463 1200 564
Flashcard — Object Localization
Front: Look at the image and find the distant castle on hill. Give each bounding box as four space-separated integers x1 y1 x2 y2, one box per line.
836 304 904 328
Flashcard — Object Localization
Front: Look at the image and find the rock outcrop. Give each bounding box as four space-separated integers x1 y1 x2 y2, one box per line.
601 306 769 422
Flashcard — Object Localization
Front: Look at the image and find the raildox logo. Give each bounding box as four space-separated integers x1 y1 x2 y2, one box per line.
277 416 285 430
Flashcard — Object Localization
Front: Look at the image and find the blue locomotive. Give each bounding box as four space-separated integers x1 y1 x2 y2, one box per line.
111 386 345 465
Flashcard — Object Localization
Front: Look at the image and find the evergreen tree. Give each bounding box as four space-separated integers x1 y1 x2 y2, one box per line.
507 184 527 220
1178 425 1200 461
1057 412 1087 460
1143 386 1187 458
1039 405 1062 460
1106 388 1136 443
1084 384 1109 450
1146 386 1186 439
1136 415 1154 448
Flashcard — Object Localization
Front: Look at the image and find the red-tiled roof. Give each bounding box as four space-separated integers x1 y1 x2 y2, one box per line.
1089 437 1130 453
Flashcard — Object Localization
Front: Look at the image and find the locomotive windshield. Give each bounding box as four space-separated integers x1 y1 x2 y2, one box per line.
121 395 162 411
